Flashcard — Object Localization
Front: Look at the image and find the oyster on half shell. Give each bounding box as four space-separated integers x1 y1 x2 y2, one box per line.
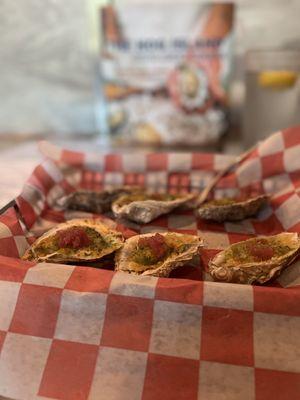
22 219 124 263
58 187 137 214
208 232 300 284
196 195 269 222
115 232 203 277
112 192 195 224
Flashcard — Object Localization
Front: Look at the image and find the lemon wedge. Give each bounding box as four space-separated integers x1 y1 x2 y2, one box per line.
258 71 298 89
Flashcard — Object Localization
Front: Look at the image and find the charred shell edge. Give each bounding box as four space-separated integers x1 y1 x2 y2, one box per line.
208 233 300 284
196 195 270 222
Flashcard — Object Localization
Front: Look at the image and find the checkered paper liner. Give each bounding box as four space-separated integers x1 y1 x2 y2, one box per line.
0 126 300 399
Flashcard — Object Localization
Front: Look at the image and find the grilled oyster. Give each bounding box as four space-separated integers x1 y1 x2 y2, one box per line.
115 232 203 277
208 232 300 284
58 187 137 214
112 192 195 224
22 219 124 263
196 195 269 222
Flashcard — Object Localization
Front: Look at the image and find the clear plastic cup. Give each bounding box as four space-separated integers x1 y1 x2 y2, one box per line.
243 49 300 147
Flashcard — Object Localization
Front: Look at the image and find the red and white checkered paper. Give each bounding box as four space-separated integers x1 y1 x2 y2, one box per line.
0 126 300 399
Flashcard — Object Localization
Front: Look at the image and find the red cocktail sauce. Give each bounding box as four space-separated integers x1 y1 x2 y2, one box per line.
138 233 167 260
57 227 91 249
247 244 274 261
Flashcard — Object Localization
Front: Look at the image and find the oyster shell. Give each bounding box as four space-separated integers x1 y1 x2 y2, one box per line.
112 192 195 224
22 219 124 263
115 232 203 277
208 232 300 284
58 187 137 214
196 195 269 222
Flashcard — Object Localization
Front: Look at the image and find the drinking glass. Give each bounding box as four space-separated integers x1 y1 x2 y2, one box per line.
243 49 300 147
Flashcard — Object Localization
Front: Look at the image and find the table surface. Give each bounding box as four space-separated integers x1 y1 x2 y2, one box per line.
0 143 40 209
0 140 105 209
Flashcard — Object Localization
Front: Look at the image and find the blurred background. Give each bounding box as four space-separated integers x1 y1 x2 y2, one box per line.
1 0 300 204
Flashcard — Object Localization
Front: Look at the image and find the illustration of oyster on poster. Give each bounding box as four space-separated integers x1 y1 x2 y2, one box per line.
99 2 234 147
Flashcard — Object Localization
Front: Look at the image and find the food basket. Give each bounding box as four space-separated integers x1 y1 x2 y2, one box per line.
0 127 299 399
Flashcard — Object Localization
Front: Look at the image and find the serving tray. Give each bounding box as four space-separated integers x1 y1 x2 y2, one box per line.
0 127 299 399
